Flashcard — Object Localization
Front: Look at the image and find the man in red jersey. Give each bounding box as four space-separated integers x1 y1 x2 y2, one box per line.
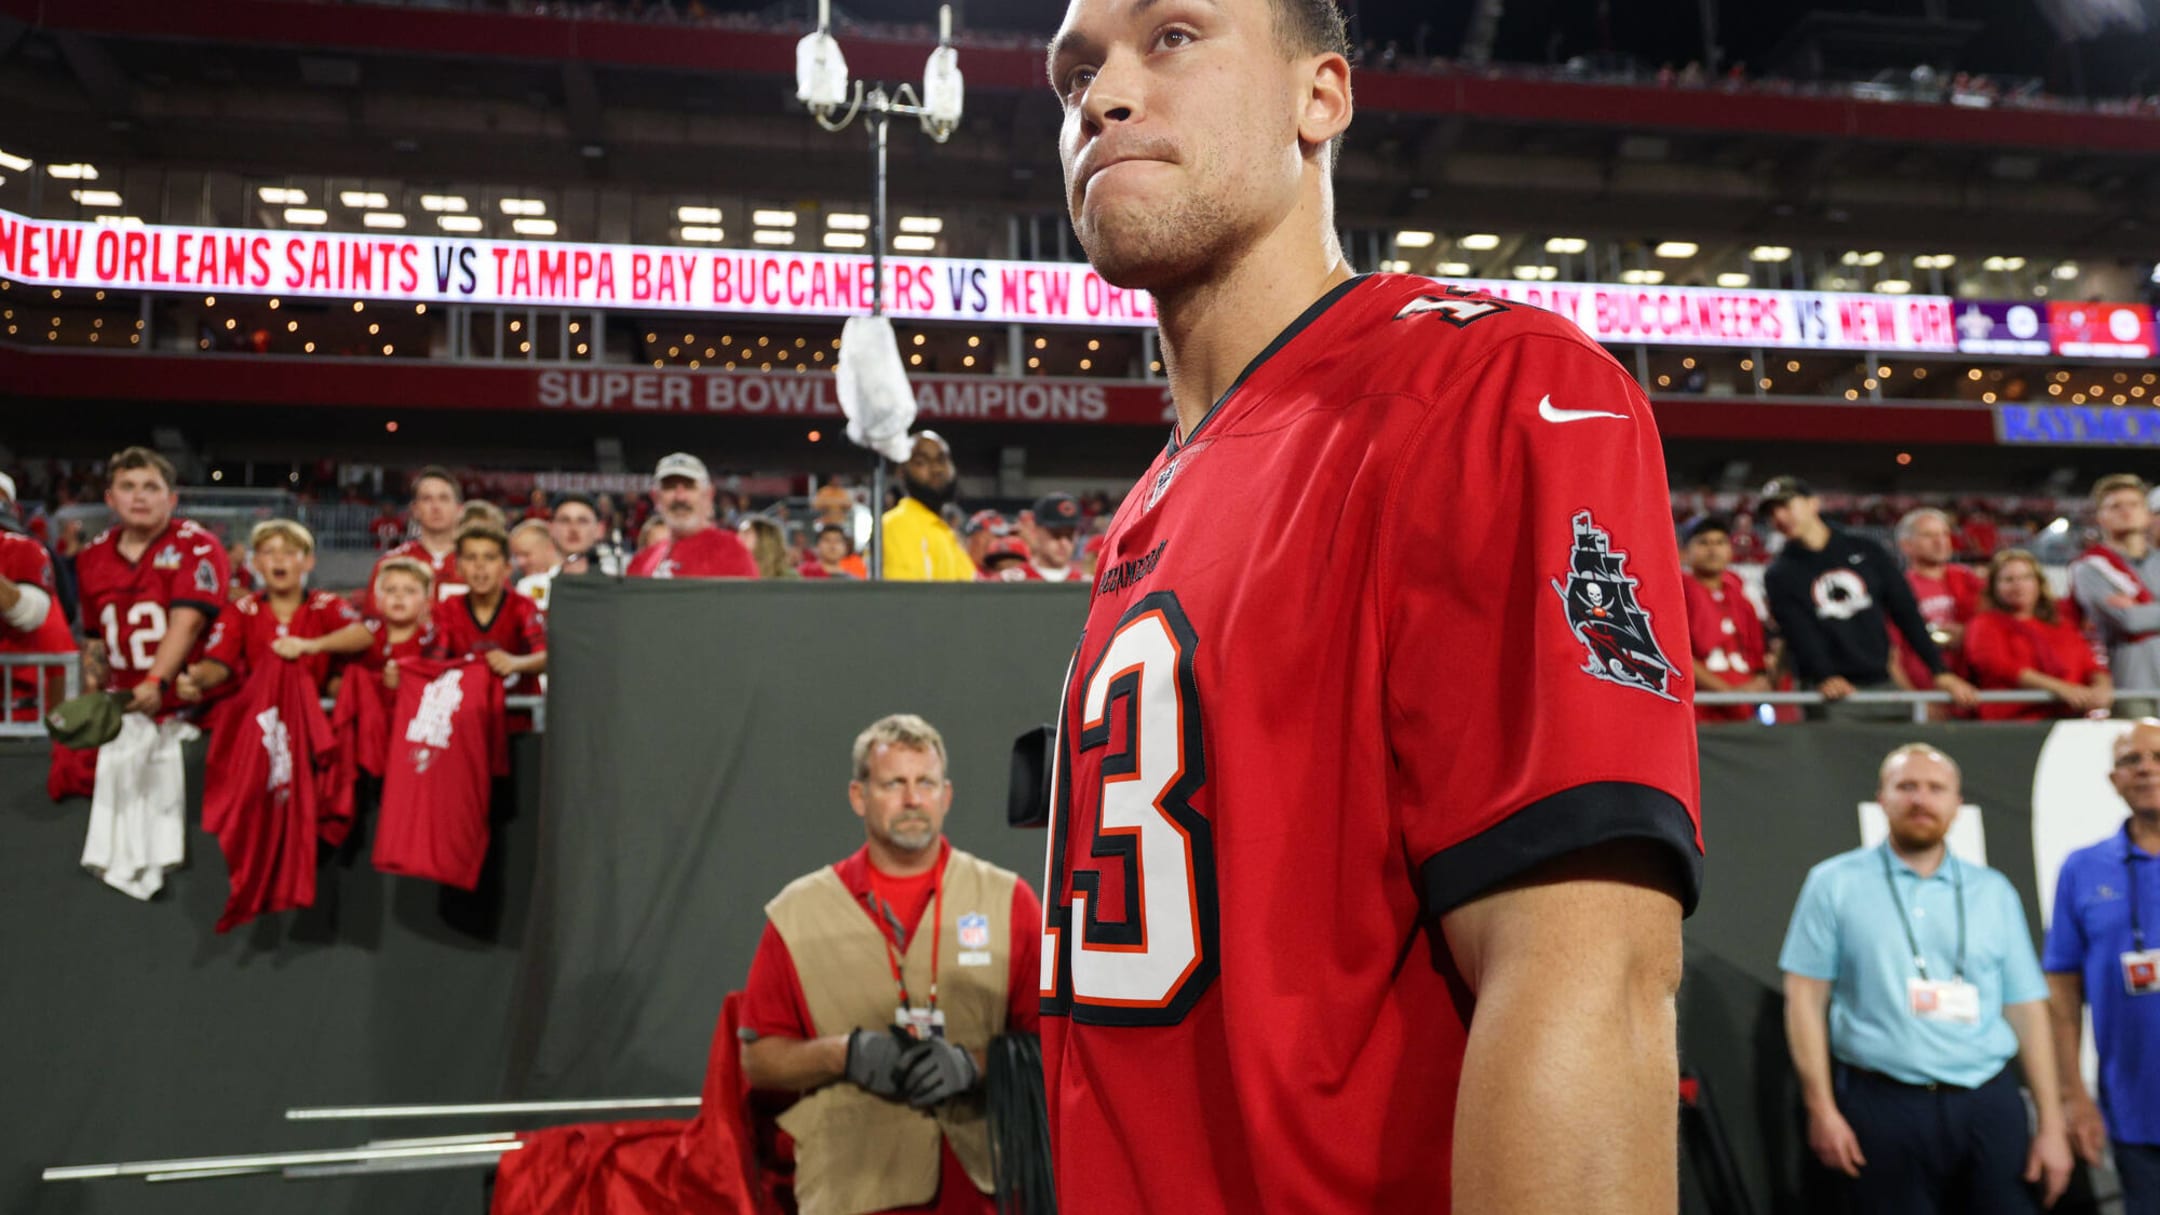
1039 1 1702 1210
358 466 467 615
75 447 232 717
1680 514 1771 723
740 714 1040 1215
432 523 546 690
625 452 758 580
1892 507 1981 705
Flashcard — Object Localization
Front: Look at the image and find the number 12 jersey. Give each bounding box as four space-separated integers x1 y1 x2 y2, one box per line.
1039 274 1704 1213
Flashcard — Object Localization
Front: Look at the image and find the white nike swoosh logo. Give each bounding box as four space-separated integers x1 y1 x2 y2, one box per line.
1537 396 1627 423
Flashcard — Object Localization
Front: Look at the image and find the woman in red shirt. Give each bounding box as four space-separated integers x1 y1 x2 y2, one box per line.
1962 548 2112 721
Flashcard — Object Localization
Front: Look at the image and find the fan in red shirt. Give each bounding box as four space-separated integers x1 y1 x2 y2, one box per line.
1679 514 1771 723
73 447 232 717
1962 549 2111 721
357 465 467 617
740 715 1041 1215
0 519 76 721
432 523 546 693
625 452 758 580
176 520 370 707
357 557 445 679
1891 507 1983 699
799 521 870 580
1040 2 1700 1210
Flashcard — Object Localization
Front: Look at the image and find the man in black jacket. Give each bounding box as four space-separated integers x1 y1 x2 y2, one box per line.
1760 476 1980 720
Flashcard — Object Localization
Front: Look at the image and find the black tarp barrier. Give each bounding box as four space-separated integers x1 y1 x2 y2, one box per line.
3 575 2141 1213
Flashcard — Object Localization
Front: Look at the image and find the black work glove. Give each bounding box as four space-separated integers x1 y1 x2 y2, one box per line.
898 1037 979 1109
844 1028 910 1100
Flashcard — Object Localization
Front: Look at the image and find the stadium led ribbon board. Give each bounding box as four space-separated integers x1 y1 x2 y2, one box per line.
1 206 2153 358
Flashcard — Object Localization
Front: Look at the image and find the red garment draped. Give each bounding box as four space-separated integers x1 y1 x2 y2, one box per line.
489 993 776 1215
201 656 340 932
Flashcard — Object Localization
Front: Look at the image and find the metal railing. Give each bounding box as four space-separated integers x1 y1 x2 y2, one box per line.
1697 687 2160 724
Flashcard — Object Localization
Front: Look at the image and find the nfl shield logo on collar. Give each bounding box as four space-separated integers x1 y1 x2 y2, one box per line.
957 911 990 950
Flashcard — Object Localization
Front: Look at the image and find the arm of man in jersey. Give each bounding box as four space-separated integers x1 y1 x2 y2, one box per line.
1386 330 1703 1212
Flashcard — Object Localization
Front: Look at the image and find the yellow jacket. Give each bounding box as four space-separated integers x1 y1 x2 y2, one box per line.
879 498 975 581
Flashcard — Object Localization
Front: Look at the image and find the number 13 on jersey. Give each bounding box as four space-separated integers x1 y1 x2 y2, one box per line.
1041 591 1220 1026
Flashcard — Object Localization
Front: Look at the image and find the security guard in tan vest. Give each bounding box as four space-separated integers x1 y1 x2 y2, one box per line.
740 714 1043 1215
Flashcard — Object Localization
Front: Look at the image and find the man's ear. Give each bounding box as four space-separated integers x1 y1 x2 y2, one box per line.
1297 52 1352 152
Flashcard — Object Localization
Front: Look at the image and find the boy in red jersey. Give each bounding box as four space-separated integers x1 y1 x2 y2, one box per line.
177 520 369 701
74 447 231 717
1038 1 1702 1211
358 557 442 689
1680 514 1771 723
432 523 545 688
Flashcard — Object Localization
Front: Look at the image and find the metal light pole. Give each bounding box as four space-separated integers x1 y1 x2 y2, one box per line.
797 1 962 578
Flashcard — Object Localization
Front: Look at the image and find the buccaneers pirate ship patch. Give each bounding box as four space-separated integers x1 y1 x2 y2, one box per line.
1550 510 1678 701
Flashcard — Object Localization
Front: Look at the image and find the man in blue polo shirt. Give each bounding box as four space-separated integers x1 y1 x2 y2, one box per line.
2045 719 2160 1214
1782 742 2074 1213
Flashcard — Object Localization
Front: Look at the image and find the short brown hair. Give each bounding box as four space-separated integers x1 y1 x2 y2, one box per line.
455 521 510 560
852 713 949 782
249 518 315 556
2093 474 2151 507
107 446 176 489
1271 0 1349 60
375 555 434 592
412 465 461 500
460 500 508 531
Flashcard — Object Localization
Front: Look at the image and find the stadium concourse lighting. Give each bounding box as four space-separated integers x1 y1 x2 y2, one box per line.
511 218 557 237
679 226 726 243
1458 233 1501 250
1717 272 1751 288
1748 245 1792 262
420 194 468 212
258 186 307 205
1544 236 1588 254
0 148 31 172
340 191 390 209
1435 261 1472 276
284 208 328 225
792 0 965 579
363 212 407 229
69 189 122 208
1394 230 1435 249
677 206 723 224
827 213 871 230
46 163 97 179
438 215 482 233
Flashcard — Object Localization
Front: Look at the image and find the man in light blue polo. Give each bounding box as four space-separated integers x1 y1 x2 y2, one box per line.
2045 719 2160 1214
1781 742 2074 1213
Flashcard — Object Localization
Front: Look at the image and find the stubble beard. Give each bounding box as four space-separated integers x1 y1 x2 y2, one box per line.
1073 185 1237 295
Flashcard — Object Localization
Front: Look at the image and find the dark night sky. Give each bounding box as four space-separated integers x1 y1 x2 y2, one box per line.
764 0 2158 95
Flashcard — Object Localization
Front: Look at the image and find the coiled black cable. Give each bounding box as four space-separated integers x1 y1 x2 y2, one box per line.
983 1033 1056 1215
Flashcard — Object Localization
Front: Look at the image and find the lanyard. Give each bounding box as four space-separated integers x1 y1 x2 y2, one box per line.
1880 846 1966 981
877 878 945 1012
2128 838 2146 952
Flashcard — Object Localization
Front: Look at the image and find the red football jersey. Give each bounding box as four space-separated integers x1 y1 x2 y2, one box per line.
1 531 76 719
432 590 546 696
1893 563 1982 689
202 590 362 689
373 657 508 891
1038 275 1703 1213
1682 571 1768 723
355 617 443 672
355 539 466 618
75 518 231 699
625 527 758 579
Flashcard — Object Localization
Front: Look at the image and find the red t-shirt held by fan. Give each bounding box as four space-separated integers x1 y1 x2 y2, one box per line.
1038 275 1702 1214
373 657 508 890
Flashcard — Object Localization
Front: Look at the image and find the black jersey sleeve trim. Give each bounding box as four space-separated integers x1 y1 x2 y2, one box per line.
1419 782 1703 919
1169 274 1370 455
170 597 223 619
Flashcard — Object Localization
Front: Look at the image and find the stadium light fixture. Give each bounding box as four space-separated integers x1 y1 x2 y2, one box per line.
1544 237 1588 255
1748 245 1792 262
1459 233 1501 250
499 198 547 217
1653 241 1698 259
258 186 307 205
0 148 31 172
363 212 407 229
2052 262 2079 280
824 232 868 249
69 189 122 208
1875 280 1912 294
340 191 390 209
678 206 723 224
898 216 943 234
284 208 328 225
1394 230 1436 249
680 226 727 243
893 234 938 253
47 163 98 180
1716 272 1751 288
438 215 483 233
511 218 557 237
420 194 468 212
753 210 799 228
1620 269 1666 285
753 230 795 246
827 213 871 230
1435 262 1472 276
92 215 144 227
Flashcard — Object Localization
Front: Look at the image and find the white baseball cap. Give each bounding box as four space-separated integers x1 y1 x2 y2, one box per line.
0 472 14 504
653 452 710 486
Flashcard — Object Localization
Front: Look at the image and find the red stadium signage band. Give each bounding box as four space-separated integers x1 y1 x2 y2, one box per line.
533 367 1176 426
